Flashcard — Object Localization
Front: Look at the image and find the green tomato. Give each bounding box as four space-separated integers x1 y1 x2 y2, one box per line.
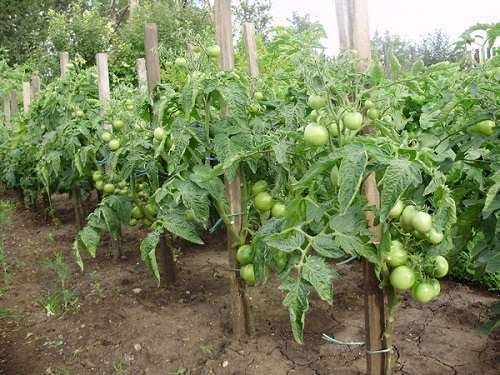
144 204 158 217
427 228 444 245
388 200 404 219
103 183 115 194
118 180 127 189
207 45 221 58
240 264 255 285
390 265 416 290
254 192 273 211
385 240 408 267
75 109 85 118
429 279 441 298
412 211 432 234
113 119 125 130
92 171 103 182
467 120 495 136
400 205 417 231
109 139 121 151
308 95 326 110
303 123 329 146
131 206 144 219
143 218 153 227
271 202 287 218
254 91 264 101
95 180 105 191
427 255 449 278
236 245 253 265
364 99 375 109
153 127 166 141
129 218 138 226
328 121 343 136
308 110 319 122
251 180 268 195
66 62 74 70
175 57 187 67
272 251 289 273
343 112 363 130
413 282 435 304
367 108 379 121
101 131 112 142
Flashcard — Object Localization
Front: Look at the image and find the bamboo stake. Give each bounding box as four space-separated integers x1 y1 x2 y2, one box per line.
59 52 69 76
136 58 148 94
215 0 252 339
22 82 31 112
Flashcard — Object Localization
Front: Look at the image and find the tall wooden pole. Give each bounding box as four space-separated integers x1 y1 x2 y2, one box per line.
335 0 351 50
215 0 252 339
243 23 259 78
31 75 41 98
129 0 139 15
349 1 387 374
10 91 17 117
3 96 11 126
136 58 148 94
22 82 31 113
144 23 161 93
59 52 69 76
142 24 176 285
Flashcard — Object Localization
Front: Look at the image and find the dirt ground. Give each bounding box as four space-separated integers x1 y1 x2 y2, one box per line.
0 192 498 375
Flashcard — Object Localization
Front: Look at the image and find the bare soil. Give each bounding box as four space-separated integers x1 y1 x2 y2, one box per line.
0 192 498 375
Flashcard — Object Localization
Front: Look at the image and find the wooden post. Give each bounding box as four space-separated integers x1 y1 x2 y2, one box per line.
142 25 176 284
349 1 387 374
59 52 69 76
129 0 139 15
2 96 10 125
243 23 259 78
22 82 31 112
136 58 148 94
144 23 161 93
31 75 41 98
10 90 17 117
215 0 252 339
335 0 351 50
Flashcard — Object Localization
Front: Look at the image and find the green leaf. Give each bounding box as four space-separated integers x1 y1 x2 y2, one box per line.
140 230 161 282
483 175 500 218
301 256 337 304
280 278 310 344
380 160 422 220
335 233 376 262
159 209 204 245
264 230 304 253
310 233 345 258
338 144 367 214
432 185 457 232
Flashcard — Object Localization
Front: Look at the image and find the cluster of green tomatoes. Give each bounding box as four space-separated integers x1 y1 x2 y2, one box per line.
386 199 449 304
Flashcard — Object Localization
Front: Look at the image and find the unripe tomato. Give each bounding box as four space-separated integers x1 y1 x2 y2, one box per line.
367 108 379 121
66 62 74 70
400 205 417 231
109 139 121 151
303 123 329 145
273 251 289 272
118 180 127 189
385 240 408 267
308 110 319 122
207 45 221 58
467 120 495 136
75 109 85 118
103 183 115 194
427 255 448 278
388 200 404 219
412 211 432 234
390 265 416 290
95 180 105 191
153 127 166 141
343 112 363 130
143 218 153 227
175 57 187 67
308 95 326 110
271 202 287 218
112 119 125 130
101 131 112 142
328 121 343 136
92 171 103 182
144 204 158 217
254 192 273 211
240 264 255 285
429 279 441 298
236 245 253 265
330 166 339 188
413 282 435 304
251 180 268 195
364 99 375 109
427 228 444 244
131 206 144 219
254 91 264 101
129 218 137 226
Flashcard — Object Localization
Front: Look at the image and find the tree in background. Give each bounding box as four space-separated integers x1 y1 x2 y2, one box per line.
232 0 272 34
417 29 457 66
371 31 415 71
288 12 326 36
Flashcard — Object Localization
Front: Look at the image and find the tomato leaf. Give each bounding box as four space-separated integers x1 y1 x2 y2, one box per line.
280 278 310 344
140 229 161 283
301 256 337 304
159 209 204 245
337 144 367 214
310 233 344 258
264 230 304 253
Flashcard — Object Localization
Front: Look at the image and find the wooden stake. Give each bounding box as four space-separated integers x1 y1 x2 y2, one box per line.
215 0 252 339
59 52 69 76
349 1 387 374
136 58 148 94
22 82 31 112
243 23 259 78
144 23 161 93
2 96 10 126
129 0 139 15
335 0 351 50
10 91 17 117
31 75 41 98
142 24 176 284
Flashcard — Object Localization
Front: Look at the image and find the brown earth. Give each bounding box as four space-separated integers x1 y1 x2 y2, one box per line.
0 192 498 375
